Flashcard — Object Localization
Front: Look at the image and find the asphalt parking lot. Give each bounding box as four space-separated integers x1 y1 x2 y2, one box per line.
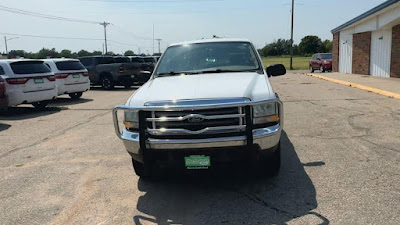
1 72 400 225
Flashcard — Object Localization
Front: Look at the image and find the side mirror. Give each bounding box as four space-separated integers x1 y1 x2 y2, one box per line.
266 64 286 77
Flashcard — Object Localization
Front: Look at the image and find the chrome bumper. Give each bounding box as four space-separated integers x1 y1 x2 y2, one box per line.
113 98 283 155
120 124 281 154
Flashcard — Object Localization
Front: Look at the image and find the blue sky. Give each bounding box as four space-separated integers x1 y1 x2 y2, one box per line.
0 0 388 54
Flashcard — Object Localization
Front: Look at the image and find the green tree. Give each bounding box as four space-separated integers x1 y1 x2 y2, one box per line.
8 50 26 59
77 50 91 57
299 35 322 55
35 48 59 59
319 40 333 53
260 39 291 56
124 50 134 56
92 51 102 56
60 49 72 58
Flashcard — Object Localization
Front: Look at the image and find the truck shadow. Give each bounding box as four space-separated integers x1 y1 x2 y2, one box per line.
133 131 328 225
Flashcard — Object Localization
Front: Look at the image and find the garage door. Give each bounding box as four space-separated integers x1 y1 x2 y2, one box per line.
370 29 392 77
339 30 353 74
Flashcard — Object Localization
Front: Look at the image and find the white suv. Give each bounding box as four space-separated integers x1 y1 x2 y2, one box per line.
44 59 90 99
0 59 58 109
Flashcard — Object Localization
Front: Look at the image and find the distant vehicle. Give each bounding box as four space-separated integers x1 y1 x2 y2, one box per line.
78 56 141 89
0 77 7 110
310 53 333 72
0 59 57 109
143 56 159 71
129 56 153 84
43 59 90 100
114 56 131 63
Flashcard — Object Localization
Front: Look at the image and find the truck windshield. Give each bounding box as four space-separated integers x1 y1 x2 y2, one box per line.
155 42 261 76
114 57 130 63
96 57 115 65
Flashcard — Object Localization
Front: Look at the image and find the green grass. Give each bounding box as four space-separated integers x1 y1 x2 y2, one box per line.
262 56 310 70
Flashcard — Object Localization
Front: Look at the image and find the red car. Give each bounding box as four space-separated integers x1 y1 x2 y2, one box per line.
310 53 332 72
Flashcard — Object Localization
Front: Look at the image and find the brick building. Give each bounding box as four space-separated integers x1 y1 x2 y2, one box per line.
332 0 400 78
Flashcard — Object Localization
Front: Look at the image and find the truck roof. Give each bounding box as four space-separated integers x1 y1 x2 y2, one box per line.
169 38 251 47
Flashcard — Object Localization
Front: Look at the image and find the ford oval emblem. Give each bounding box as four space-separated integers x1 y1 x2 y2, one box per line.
188 116 204 123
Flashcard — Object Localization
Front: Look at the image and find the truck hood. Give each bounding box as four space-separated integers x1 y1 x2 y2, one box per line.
127 72 275 106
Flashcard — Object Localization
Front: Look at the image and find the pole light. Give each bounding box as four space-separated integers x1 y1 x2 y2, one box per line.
4 36 19 55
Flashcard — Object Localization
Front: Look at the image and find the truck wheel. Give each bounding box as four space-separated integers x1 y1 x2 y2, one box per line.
69 92 83 100
259 142 281 177
101 76 114 90
32 101 48 110
132 158 152 178
310 65 314 73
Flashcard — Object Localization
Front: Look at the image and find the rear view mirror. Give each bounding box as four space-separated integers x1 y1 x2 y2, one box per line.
266 64 286 77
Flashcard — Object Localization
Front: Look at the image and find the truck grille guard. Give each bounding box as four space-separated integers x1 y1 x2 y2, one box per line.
112 98 283 150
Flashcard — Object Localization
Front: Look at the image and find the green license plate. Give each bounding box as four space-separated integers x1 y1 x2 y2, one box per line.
34 78 44 84
131 75 135 78
72 74 80 78
184 156 210 169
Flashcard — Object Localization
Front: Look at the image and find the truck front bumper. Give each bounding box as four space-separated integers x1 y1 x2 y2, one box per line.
120 124 281 156
113 98 283 163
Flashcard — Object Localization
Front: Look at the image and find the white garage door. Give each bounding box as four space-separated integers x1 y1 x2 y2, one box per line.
339 30 353 74
370 29 392 77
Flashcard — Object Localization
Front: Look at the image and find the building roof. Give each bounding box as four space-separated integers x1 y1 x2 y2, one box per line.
331 0 400 34
169 38 251 47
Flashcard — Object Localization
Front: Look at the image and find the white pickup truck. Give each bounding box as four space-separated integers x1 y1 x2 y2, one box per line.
113 38 286 178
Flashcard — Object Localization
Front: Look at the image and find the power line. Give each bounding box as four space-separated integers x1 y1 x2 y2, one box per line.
0 32 146 47
110 25 153 41
80 0 223 3
0 4 101 24
0 32 104 41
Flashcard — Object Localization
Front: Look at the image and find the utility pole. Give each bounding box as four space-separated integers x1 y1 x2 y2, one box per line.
4 36 7 54
100 22 110 55
152 24 155 55
290 0 295 70
155 38 162 54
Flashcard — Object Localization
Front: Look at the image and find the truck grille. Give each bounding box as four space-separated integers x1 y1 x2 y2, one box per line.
146 107 246 139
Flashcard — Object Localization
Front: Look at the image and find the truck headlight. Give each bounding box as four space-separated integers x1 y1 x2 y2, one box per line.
253 103 279 124
124 110 139 129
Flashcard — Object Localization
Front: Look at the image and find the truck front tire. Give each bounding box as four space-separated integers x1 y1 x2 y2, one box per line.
132 158 152 178
258 142 281 177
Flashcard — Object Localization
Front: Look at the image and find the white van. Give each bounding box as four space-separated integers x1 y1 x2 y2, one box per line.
44 59 90 99
0 59 58 109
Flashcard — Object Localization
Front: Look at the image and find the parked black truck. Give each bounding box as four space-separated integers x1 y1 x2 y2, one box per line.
78 56 142 89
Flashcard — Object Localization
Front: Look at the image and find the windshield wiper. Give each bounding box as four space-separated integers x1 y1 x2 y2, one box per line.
197 69 259 74
157 71 200 76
